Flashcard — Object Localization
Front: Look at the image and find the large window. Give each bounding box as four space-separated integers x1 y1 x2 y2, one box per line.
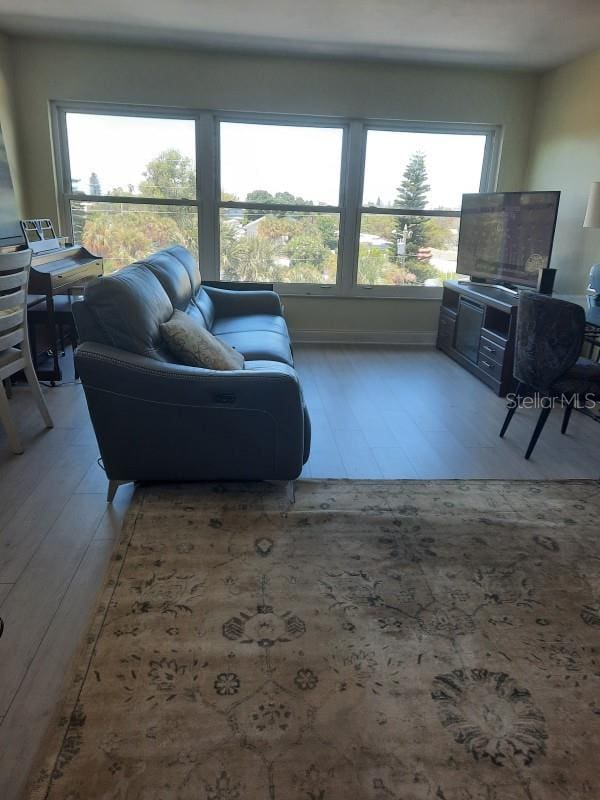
54 106 497 294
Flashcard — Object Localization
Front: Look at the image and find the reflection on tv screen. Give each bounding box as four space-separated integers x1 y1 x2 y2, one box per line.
457 192 560 288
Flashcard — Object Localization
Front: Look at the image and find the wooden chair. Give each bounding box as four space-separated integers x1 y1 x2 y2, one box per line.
0 248 53 453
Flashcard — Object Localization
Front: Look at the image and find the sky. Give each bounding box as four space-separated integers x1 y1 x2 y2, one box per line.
66 114 197 196
66 113 486 209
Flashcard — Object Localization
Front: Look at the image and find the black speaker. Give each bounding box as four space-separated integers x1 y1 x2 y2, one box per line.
537 268 556 295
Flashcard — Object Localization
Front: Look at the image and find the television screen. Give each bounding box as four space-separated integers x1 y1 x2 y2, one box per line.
456 191 560 288
0 125 25 248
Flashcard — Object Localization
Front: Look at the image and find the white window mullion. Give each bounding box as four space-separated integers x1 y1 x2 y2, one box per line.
338 121 366 297
197 112 218 281
52 107 74 239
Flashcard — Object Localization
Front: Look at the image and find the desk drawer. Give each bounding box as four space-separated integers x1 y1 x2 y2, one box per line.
478 353 503 381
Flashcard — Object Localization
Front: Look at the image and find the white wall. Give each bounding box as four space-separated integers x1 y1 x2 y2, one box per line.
526 48 600 293
8 36 539 337
0 33 23 212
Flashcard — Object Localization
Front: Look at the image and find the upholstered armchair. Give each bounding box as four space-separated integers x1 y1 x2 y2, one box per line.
499 292 600 458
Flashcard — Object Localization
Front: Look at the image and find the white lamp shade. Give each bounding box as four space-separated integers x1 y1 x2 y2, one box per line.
584 181 600 228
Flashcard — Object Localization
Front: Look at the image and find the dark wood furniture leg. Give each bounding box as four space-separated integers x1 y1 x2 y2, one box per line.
499 382 523 438
28 316 39 373
561 398 575 434
525 404 552 459
45 293 62 385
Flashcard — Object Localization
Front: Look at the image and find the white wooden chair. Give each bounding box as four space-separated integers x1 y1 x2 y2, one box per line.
0 248 53 453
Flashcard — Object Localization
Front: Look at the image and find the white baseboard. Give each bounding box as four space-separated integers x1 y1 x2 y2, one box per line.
290 329 437 346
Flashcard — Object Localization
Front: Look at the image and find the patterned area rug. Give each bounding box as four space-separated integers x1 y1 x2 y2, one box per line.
28 480 600 800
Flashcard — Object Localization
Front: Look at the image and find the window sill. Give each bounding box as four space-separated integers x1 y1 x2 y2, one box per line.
277 286 443 301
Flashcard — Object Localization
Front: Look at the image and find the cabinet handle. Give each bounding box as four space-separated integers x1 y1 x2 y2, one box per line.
480 359 491 368
482 344 496 354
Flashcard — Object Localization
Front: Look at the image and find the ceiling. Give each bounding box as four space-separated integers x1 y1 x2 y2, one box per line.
1 0 600 70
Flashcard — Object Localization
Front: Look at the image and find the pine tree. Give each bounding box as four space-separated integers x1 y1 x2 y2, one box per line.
390 152 430 260
89 172 102 196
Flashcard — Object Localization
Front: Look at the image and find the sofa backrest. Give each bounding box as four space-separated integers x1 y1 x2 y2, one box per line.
142 246 214 329
74 263 174 361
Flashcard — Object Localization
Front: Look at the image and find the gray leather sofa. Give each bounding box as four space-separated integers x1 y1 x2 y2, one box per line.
73 246 310 500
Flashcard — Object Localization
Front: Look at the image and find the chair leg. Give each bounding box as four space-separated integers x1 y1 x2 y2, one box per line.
525 405 552 460
561 398 575 434
2 377 12 400
499 382 523 438
499 404 518 438
0 380 24 454
23 362 54 430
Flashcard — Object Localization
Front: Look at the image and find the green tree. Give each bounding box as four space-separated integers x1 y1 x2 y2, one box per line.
273 191 311 206
287 233 327 268
83 205 186 273
139 149 195 199
313 214 338 250
139 149 197 255
220 233 282 282
79 149 199 271
244 190 273 223
360 214 394 242
391 152 431 261
357 245 391 285
402 257 440 283
245 189 274 204
89 172 102 196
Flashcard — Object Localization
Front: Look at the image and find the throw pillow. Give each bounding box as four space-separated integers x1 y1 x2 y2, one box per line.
160 310 245 370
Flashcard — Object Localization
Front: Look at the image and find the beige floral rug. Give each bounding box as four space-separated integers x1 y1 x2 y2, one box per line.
28 480 600 800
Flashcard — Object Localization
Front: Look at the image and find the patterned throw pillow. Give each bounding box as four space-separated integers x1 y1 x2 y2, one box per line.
160 310 245 370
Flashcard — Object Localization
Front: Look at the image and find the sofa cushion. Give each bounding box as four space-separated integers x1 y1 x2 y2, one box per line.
214 330 293 366
143 250 194 312
142 248 216 329
166 245 202 294
83 265 173 360
194 287 216 330
211 314 289 337
161 310 245 370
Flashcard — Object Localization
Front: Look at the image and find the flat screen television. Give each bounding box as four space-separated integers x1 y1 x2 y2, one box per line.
0 125 25 249
456 191 560 289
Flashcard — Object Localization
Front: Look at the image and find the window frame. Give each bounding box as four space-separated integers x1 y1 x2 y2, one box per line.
51 101 500 298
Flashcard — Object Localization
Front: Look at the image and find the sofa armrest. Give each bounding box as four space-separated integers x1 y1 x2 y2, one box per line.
203 285 283 318
75 343 306 481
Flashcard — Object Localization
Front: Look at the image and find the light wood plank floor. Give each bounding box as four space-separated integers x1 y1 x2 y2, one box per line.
0 344 599 799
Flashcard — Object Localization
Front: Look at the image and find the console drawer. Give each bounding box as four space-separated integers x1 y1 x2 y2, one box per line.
478 353 503 381
479 334 505 365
